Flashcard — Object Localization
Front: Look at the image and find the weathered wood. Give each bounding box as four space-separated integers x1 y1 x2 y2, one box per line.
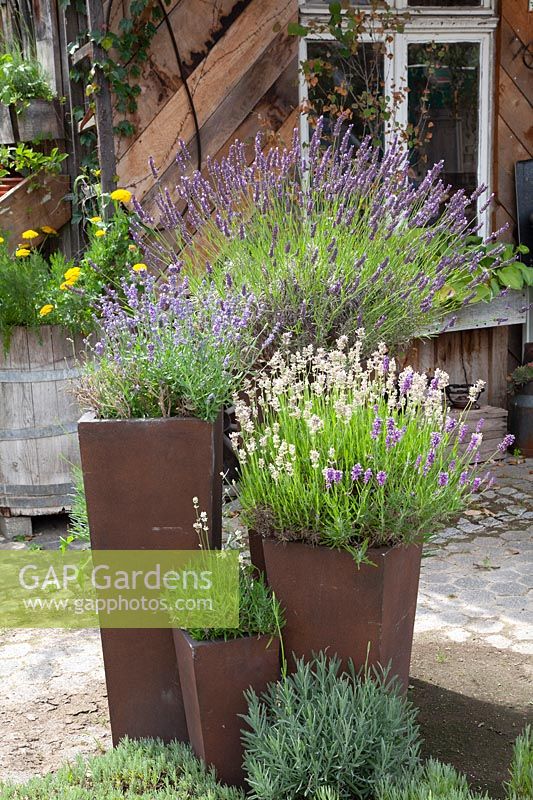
0 326 82 517
406 326 509 408
0 514 33 539
33 0 63 94
117 0 296 200
0 105 15 143
496 116 530 224
498 72 533 160
142 20 297 215
16 99 64 142
499 17 533 108
86 0 117 198
0 174 71 244
114 0 243 159
449 406 508 463
423 291 528 336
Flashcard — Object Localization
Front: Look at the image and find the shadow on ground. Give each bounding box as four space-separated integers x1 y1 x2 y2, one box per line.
411 678 532 798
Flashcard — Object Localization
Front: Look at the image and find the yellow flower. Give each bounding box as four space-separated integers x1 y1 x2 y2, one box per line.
132 263 147 272
89 216 102 223
41 226 57 235
15 248 31 257
64 267 81 282
39 304 54 317
0 236 4 244
21 229 39 240
94 229 106 237
93 169 101 177
110 188 132 203
128 244 137 252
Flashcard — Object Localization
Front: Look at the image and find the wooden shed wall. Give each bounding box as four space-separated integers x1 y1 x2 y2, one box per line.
493 0 533 240
114 0 299 214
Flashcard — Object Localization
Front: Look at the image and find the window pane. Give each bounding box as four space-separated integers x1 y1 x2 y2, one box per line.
306 41 384 146
407 42 480 200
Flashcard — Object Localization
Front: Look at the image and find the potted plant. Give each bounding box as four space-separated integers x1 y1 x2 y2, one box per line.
171 521 283 787
0 46 62 142
508 363 533 457
76 264 263 745
233 332 514 690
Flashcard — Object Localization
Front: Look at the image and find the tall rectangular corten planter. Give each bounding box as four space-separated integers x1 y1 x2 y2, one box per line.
78 412 223 745
260 539 422 691
173 629 280 786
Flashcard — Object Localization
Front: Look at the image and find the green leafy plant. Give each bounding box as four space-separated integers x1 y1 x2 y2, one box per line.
241 653 420 800
0 242 52 348
508 364 533 395
234 334 509 556
0 47 55 111
506 725 533 800
178 565 283 642
0 143 68 181
60 466 90 552
377 758 491 799
436 238 532 309
0 737 244 799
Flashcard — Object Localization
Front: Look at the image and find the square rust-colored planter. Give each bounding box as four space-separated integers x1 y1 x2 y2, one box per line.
78 412 223 745
260 539 422 691
173 629 280 786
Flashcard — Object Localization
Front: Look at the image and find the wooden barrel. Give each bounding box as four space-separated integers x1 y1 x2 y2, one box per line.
0 325 83 518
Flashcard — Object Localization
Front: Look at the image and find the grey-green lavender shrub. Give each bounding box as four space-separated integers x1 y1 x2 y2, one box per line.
241 653 420 800
0 737 244 799
377 759 491 800
507 725 533 800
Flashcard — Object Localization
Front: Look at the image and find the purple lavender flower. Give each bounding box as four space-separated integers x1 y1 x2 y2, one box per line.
351 464 364 481
467 432 483 453
459 470 469 486
437 472 449 487
430 432 442 449
444 417 457 433
363 468 373 484
497 433 515 453
323 467 343 489
371 417 382 440
376 470 387 487
476 417 485 433
471 477 482 492
458 424 469 443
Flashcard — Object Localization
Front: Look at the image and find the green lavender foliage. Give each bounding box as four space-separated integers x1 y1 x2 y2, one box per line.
377 759 491 800
507 725 533 800
183 566 283 642
60 466 90 551
241 653 420 800
0 738 244 799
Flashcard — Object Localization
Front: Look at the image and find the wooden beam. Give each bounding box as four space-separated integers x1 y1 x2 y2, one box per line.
117 0 296 201
498 71 533 158
86 0 117 202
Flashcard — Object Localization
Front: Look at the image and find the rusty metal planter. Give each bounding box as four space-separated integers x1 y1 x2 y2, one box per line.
259 539 422 691
77 412 223 745
173 629 280 786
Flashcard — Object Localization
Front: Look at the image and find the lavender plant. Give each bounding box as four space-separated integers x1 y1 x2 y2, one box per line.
135 118 502 355
76 269 263 422
233 331 513 554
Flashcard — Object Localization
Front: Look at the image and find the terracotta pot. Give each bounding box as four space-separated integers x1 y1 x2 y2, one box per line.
173 629 280 786
78 412 224 745
258 538 422 691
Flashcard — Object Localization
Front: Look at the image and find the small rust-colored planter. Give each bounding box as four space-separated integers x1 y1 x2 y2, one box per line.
259 539 422 691
78 413 223 745
173 629 280 786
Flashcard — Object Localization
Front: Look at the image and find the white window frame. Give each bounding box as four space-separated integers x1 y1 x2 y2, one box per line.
299 2 498 236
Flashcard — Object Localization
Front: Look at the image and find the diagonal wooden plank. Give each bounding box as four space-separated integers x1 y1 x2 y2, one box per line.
114 0 244 159
495 115 530 225
116 0 296 200
498 71 533 157
499 17 533 110
141 25 297 215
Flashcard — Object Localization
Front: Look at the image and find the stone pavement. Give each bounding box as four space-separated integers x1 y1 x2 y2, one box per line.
415 458 533 656
0 458 531 783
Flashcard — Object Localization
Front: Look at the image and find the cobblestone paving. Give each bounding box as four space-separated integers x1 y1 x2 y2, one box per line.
415 458 533 655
